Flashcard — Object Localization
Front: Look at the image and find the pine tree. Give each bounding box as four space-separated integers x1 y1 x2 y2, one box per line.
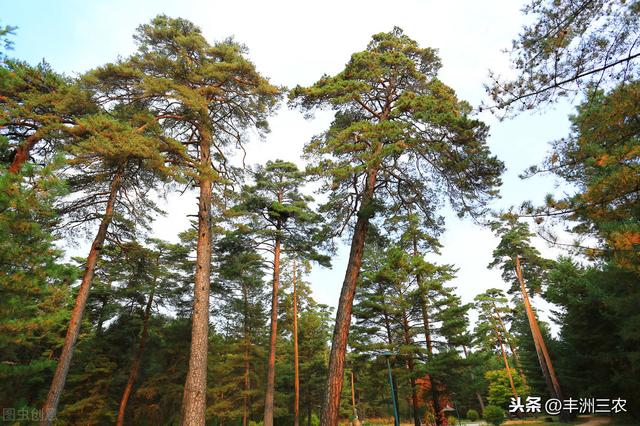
86 16 281 424
232 159 328 426
41 107 180 424
290 27 504 425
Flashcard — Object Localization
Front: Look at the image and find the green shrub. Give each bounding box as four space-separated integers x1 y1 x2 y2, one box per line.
483 405 505 426
467 409 479 421
310 413 320 426
447 415 458 425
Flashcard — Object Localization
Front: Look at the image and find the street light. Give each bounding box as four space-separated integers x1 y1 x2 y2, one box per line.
381 351 400 426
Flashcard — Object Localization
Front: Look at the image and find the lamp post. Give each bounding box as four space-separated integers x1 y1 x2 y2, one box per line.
381 351 400 426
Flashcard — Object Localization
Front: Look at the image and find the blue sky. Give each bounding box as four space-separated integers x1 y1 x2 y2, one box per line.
3 0 578 329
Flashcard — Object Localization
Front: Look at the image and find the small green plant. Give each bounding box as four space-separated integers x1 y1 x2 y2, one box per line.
466 409 479 421
447 415 458 425
483 405 505 426
310 413 320 426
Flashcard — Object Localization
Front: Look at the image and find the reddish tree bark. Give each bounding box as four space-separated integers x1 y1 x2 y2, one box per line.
293 260 300 426
320 161 379 426
116 266 158 426
8 133 41 174
40 164 125 426
181 137 213 426
263 234 281 426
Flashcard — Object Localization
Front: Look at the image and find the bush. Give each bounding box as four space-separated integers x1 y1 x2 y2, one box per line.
447 415 458 425
483 405 505 426
466 409 479 421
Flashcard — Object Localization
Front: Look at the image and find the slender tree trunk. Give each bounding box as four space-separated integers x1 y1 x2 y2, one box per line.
491 302 527 388
320 161 380 426
515 257 561 398
293 259 300 426
413 239 443 426
181 137 213 426
381 298 400 414
243 283 250 426
350 370 360 426
8 132 41 174
401 309 420 426
263 234 281 426
493 326 519 400
40 164 125 425
116 269 158 426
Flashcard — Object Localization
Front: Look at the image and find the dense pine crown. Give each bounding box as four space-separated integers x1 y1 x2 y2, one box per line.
291 27 504 236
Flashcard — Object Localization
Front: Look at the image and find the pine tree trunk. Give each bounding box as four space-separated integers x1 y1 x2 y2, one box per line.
350 371 360 426
181 137 213 426
293 260 300 426
491 303 527 388
414 239 443 426
243 284 250 426
40 164 125 426
8 132 41 174
515 257 561 398
116 270 158 426
320 162 379 426
494 327 519 400
401 310 421 426
263 235 281 426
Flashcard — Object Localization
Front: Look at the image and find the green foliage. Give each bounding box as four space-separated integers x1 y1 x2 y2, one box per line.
526 82 640 272
0 164 77 411
291 27 503 236
447 414 458 425
466 408 479 421
488 214 554 294
484 369 527 409
482 405 505 426
545 258 640 417
487 0 640 112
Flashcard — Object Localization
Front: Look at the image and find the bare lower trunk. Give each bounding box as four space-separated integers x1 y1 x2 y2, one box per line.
350 371 360 426
495 327 519 400
181 138 213 426
116 273 157 426
492 303 527 387
320 163 379 426
515 257 561 398
401 311 420 426
40 165 125 425
293 260 300 426
243 285 250 426
263 236 281 426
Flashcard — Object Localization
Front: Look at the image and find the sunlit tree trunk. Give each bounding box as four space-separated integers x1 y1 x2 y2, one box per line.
264 228 282 426
182 135 213 425
41 164 125 426
293 259 300 426
320 160 380 425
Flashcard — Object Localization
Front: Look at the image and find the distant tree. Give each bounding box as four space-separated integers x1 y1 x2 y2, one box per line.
232 159 328 426
290 27 504 425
